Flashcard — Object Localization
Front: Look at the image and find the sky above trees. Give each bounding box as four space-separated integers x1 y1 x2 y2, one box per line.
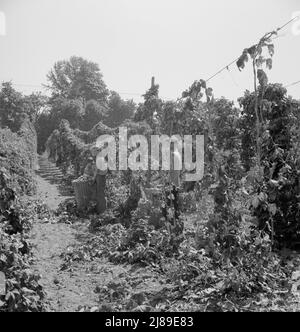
0 0 299 102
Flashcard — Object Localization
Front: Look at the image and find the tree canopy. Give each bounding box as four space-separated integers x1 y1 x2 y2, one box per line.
104 91 136 128
46 56 109 104
0 82 45 131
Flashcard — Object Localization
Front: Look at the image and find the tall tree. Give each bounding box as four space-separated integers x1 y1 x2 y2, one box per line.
0 82 27 130
81 100 107 131
0 82 45 131
105 91 136 128
51 97 84 129
46 56 109 104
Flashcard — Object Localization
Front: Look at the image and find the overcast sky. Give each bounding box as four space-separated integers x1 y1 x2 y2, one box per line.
0 0 299 102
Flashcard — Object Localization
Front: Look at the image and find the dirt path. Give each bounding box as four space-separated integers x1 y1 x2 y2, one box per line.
30 156 171 312
35 155 73 211
30 156 101 311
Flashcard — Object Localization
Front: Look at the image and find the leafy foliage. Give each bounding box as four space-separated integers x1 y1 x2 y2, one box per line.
0 125 37 209
0 83 44 132
81 100 107 131
0 110 46 311
46 56 109 104
25 40 300 312
46 119 113 176
134 83 162 128
250 87 300 248
0 201 46 312
105 91 136 128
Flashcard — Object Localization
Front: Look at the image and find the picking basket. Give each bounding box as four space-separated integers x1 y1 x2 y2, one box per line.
72 177 94 209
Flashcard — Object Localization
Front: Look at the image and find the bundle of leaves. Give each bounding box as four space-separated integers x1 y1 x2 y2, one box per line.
109 217 184 266
60 223 127 269
55 198 97 223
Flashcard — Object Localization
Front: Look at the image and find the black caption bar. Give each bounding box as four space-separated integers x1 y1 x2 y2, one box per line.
99 313 201 330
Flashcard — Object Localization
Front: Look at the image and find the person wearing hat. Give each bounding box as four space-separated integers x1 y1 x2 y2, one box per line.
83 154 107 214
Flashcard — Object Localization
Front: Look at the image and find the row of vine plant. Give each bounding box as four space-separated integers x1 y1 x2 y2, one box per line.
0 117 46 312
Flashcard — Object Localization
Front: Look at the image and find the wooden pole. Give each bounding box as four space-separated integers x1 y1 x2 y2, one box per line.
151 76 155 88
147 76 156 188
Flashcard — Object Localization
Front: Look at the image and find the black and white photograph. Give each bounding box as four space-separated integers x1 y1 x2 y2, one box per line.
0 0 300 316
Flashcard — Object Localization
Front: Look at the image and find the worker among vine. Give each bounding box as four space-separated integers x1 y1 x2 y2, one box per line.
82 153 107 214
93 150 108 214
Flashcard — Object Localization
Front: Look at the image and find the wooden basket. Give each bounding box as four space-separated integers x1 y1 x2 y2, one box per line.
72 179 93 209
